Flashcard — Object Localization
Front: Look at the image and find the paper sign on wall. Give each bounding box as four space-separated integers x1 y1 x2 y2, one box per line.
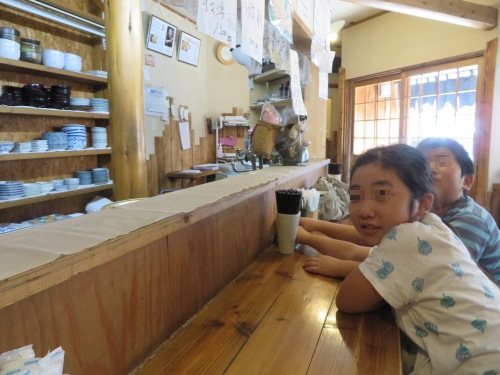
179 121 191 150
241 0 265 63
144 85 169 117
290 50 307 116
196 0 237 47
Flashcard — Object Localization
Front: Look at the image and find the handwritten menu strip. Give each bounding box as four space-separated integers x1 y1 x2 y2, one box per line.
313 0 329 49
196 0 237 48
296 0 314 33
241 0 265 63
290 50 307 116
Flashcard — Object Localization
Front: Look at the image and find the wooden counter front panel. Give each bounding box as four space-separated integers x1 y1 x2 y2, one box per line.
0 162 327 374
0 192 270 374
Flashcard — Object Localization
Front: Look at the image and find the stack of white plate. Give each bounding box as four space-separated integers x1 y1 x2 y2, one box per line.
90 98 109 113
0 181 24 200
91 127 107 148
31 140 48 152
13 142 32 153
75 170 92 185
62 124 87 150
83 70 108 78
91 168 109 185
69 97 91 110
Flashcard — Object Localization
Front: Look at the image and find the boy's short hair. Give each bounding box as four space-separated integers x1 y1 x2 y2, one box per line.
416 137 474 176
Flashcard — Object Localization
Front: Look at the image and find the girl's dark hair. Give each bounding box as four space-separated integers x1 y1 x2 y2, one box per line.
416 137 474 176
351 144 434 200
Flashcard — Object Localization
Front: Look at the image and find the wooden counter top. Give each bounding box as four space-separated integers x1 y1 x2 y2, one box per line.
0 160 332 374
133 247 402 374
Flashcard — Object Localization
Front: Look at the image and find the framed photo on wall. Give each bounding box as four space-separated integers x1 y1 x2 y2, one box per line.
177 31 201 67
146 15 177 57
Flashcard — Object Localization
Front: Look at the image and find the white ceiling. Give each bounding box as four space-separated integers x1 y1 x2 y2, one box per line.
330 1 382 25
329 0 500 46
330 0 500 25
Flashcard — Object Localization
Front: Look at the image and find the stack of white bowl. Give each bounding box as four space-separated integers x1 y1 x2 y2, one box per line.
42 49 64 69
36 181 54 194
51 179 66 191
31 140 48 152
64 178 79 190
13 142 32 153
91 127 107 148
75 170 92 185
0 27 21 60
62 124 87 150
63 52 82 72
23 183 42 197
90 98 109 113
42 132 68 151
91 168 109 185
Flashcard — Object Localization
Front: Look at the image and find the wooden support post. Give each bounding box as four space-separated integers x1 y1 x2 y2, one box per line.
105 0 148 199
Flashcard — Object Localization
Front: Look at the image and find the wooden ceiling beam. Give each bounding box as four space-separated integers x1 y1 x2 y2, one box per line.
342 0 498 30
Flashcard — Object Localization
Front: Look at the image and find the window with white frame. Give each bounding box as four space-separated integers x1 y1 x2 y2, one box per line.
352 58 480 159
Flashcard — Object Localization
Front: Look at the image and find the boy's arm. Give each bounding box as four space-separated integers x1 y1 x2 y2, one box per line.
299 217 368 246
296 226 370 261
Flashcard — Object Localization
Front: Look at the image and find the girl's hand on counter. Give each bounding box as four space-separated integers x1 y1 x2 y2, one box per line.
303 255 359 279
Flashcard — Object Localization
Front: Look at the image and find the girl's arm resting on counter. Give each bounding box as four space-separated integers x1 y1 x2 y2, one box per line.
336 267 386 313
296 226 370 261
299 217 368 246
303 256 361 278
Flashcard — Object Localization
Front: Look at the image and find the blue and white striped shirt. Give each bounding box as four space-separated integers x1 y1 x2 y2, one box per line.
443 195 500 286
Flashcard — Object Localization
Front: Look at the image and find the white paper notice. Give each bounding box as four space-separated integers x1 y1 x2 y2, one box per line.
179 121 191 150
296 0 314 33
144 85 169 117
313 0 329 49
241 0 265 63
196 0 237 47
290 50 307 116
319 71 328 100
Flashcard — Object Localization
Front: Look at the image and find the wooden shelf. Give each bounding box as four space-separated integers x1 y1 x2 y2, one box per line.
0 148 111 161
250 98 292 110
252 69 288 83
0 105 109 119
0 57 107 85
292 11 313 59
0 182 113 210
166 170 219 180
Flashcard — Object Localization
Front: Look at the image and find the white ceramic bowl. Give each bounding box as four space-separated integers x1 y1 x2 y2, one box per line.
0 141 15 154
23 183 42 196
63 52 82 72
0 39 20 60
42 49 64 69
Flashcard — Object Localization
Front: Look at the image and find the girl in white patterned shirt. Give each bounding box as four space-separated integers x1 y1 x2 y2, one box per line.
336 144 500 374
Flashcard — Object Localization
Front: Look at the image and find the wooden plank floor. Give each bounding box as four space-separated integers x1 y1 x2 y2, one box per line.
131 246 401 375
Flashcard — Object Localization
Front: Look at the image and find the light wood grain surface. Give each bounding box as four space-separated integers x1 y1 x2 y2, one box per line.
133 247 402 375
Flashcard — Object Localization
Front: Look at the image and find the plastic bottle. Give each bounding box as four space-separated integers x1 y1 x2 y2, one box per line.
328 163 342 181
